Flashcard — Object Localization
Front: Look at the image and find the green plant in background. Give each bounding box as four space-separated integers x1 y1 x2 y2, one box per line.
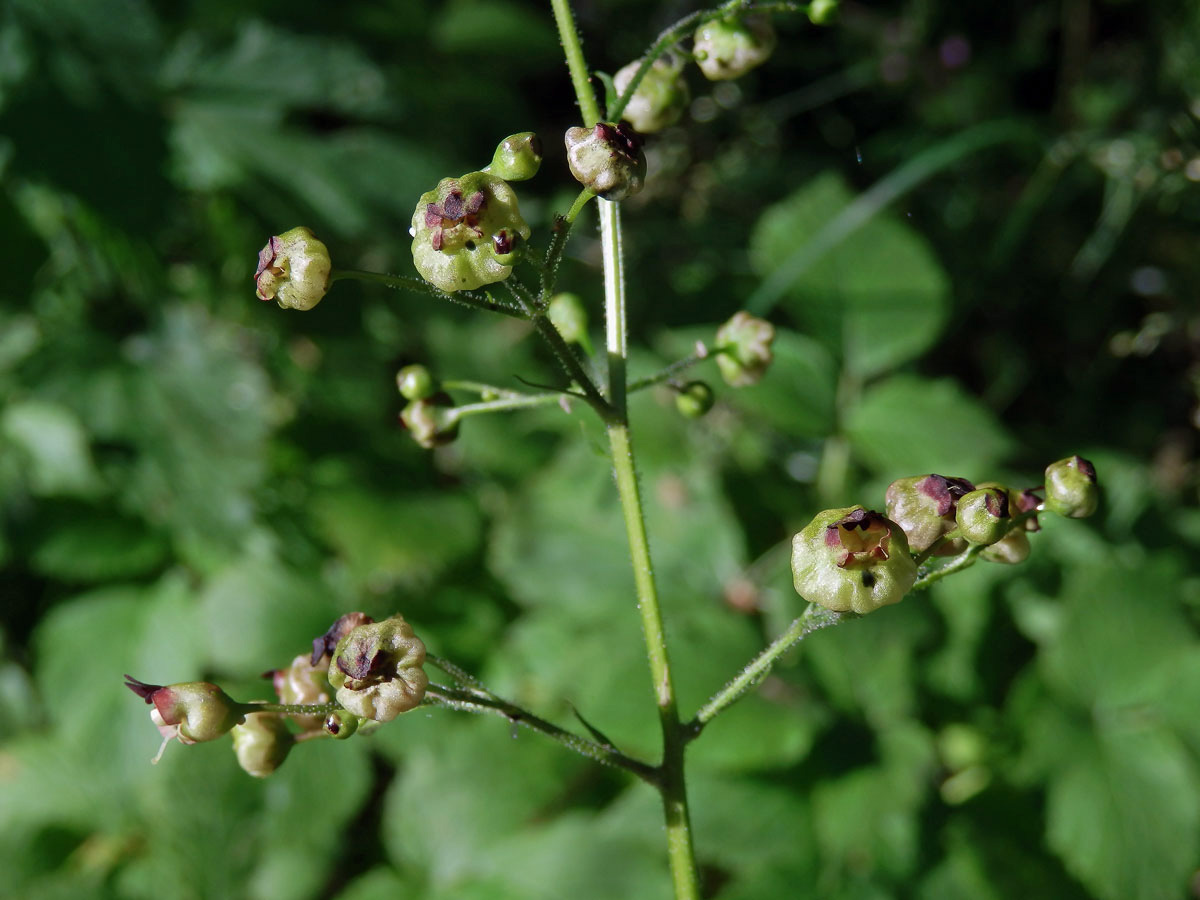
3 0 1200 898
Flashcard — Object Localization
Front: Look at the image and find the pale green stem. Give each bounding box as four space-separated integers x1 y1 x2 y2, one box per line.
240 700 339 717
331 268 526 318
441 379 528 400
447 392 569 423
688 604 843 730
627 351 710 395
550 0 603 125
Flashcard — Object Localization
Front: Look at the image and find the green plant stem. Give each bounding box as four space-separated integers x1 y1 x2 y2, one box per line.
627 350 710 394
425 684 657 783
688 604 843 730
240 700 340 717
566 189 596 224
442 379 528 400
331 269 526 318
448 391 569 422
551 0 603 126
912 545 984 590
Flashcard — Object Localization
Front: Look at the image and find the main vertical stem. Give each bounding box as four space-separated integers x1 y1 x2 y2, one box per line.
550 3 700 897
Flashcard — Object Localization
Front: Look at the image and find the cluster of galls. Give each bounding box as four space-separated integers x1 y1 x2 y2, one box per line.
791 456 1099 615
125 612 427 777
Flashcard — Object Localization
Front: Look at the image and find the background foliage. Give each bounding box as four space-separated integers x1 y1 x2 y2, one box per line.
2 0 1199 897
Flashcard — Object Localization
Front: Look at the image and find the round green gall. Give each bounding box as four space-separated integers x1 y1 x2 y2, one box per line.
232 713 293 777
564 122 647 201
807 0 839 25
715 311 776 386
885 474 975 554
693 14 777 81
791 507 918 615
323 710 361 740
548 292 590 348
400 393 459 449
484 132 543 182
613 55 690 134
410 172 531 293
255 227 332 311
327 614 429 723
1044 455 1098 518
955 487 1011 545
675 381 715 419
396 364 436 401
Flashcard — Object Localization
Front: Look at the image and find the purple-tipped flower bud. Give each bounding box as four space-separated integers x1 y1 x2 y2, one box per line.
323 709 361 740
231 713 294 777
547 292 591 351
885 474 975 554
981 528 1031 564
254 227 332 311
326 614 428 723
693 14 777 81
1044 456 1099 518
715 311 776 386
125 676 245 763
410 172 531 293
268 653 332 731
400 393 459 449
613 54 690 134
396 364 436 402
565 122 647 201
675 381 715 419
791 507 918 615
955 487 1011 545
484 132 543 182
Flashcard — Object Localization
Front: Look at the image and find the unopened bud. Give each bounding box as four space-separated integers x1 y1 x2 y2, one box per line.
269 653 332 731
400 393 459 449
327 614 429 723
232 713 293 777
613 55 690 134
955 487 1011 545
397 364 436 401
254 227 332 311
485 132 543 182
693 14 777 81
125 676 245 763
565 122 647 201
715 312 775 386
1044 456 1098 518
981 528 1031 564
675 381 715 419
885 474 974 553
323 709 361 740
791 507 918 615
411 172 531 293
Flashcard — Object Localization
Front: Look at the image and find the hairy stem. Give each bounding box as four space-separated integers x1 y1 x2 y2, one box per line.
331 269 527 318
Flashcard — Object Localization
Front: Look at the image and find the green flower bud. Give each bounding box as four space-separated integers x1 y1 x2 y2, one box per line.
981 528 1031 564
807 0 839 25
885 474 974 554
547 292 591 350
254 227 332 311
564 122 647 201
410 172 531 293
955 487 1011 545
484 132 543 182
693 14 777 81
400 393 459 449
396 364 436 401
326 614 429 723
232 713 293 778
269 653 332 731
1044 455 1099 518
675 381 715 419
715 311 776 386
791 507 918 615
613 55 690 134
323 709 361 740
125 676 245 763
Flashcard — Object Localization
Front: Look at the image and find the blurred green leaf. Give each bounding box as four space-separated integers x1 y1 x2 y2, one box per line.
30 507 168 582
0 400 102 497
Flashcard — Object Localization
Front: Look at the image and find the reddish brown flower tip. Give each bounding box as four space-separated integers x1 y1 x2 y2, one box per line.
311 612 375 666
124 675 164 703
918 475 975 516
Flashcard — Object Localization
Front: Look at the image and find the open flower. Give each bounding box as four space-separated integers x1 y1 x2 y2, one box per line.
326 615 429 722
715 312 775 386
564 122 646 200
254 227 331 310
124 676 244 764
791 507 917 614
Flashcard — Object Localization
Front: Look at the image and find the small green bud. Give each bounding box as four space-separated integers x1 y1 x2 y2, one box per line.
675 381 715 419
564 122 647 201
885 474 975 554
693 14 777 81
981 528 1031 564
400 393 459 449
791 507 918 615
484 132 543 182
255 227 332 311
613 55 690 134
410 172 531 293
232 713 293 777
323 710 361 740
955 487 1011 545
326 614 429 723
807 0 839 25
396 364 436 401
125 676 245 763
547 292 590 350
269 653 332 732
1044 455 1099 518
715 311 776 386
